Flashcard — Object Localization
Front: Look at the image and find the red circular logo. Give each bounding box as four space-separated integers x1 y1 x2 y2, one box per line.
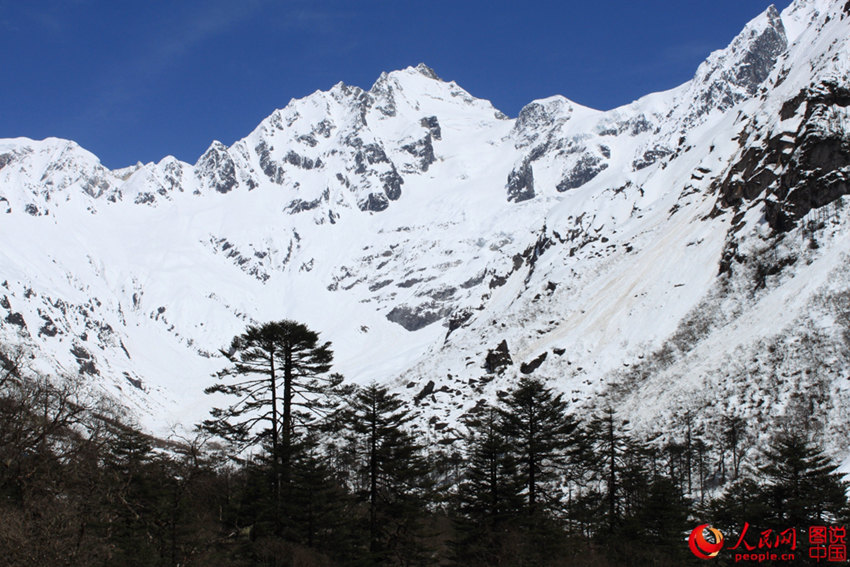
689 524 724 559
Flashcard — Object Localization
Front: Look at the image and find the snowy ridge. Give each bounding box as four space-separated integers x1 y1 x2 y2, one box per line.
1 0 849 472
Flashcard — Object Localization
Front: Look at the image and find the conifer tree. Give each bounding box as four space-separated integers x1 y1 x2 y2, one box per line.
457 406 523 523
613 437 692 564
708 476 772 536
758 431 848 527
342 383 431 564
709 431 849 567
582 406 630 535
453 406 524 565
722 414 748 482
202 320 342 541
497 377 579 519
288 431 358 555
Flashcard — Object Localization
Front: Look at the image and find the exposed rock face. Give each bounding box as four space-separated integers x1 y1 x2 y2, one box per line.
446 308 474 336
520 351 547 374
633 147 673 171
420 116 442 140
196 141 238 194
507 160 534 202
558 155 609 191
731 7 787 91
413 63 440 80
716 80 850 232
402 135 436 172
0 152 14 170
677 5 788 129
386 303 451 331
39 313 58 337
255 141 285 184
4 311 26 329
512 98 571 148
287 197 322 214
414 379 436 404
381 168 404 200
360 192 390 212
484 339 512 374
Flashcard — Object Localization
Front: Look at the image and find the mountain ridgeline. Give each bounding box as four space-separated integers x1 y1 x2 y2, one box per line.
1 0 850 469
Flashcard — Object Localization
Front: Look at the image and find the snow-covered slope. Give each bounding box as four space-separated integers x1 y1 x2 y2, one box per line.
1 1 849 466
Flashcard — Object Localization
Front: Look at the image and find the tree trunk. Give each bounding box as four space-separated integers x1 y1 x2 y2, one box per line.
528 410 536 516
369 397 378 554
282 343 293 483
608 414 616 533
686 412 692 495
269 347 281 533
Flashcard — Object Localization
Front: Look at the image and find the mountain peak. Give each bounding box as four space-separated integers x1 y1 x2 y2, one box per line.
370 63 444 93
413 63 440 80
750 3 785 36
665 2 788 132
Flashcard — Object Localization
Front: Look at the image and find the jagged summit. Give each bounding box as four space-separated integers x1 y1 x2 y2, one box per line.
642 2 788 144
413 62 440 80
371 63 442 86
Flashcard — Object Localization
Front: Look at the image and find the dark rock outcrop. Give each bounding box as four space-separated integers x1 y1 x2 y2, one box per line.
484 339 513 373
381 167 403 201
386 303 450 331
196 142 238 193
716 82 850 232
520 352 548 374
402 135 436 171
286 197 322 214
507 160 535 202
420 116 442 140
446 308 474 336
558 155 609 191
0 152 13 171
414 380 435 404
633 147 673 171
360 192 389 212
684 6 788 126
255 140 285 184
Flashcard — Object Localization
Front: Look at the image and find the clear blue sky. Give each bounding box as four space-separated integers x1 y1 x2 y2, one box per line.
1 1 792 169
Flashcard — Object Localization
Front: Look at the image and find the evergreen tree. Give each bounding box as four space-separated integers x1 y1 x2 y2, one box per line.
288 431 359 556
707 432 849 567
708 477 772 537
722 415 747 482
100 424 165 567
497 377 579 519
202 320 343 541
758 431 848 527
616 444 691 565
581 407 655 538
458 406 523 522
453 406 523 565
577 416 692 565
342 383 431 565
637 476 690 556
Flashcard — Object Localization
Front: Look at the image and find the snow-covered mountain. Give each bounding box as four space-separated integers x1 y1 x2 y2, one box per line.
1 0 849 462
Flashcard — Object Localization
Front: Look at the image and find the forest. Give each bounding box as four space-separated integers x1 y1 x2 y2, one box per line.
1 319 848 567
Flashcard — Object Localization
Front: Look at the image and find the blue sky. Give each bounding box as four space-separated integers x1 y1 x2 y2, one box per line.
1 0 791 169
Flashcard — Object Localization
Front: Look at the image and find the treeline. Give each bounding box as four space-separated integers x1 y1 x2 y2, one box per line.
1 321 848 566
